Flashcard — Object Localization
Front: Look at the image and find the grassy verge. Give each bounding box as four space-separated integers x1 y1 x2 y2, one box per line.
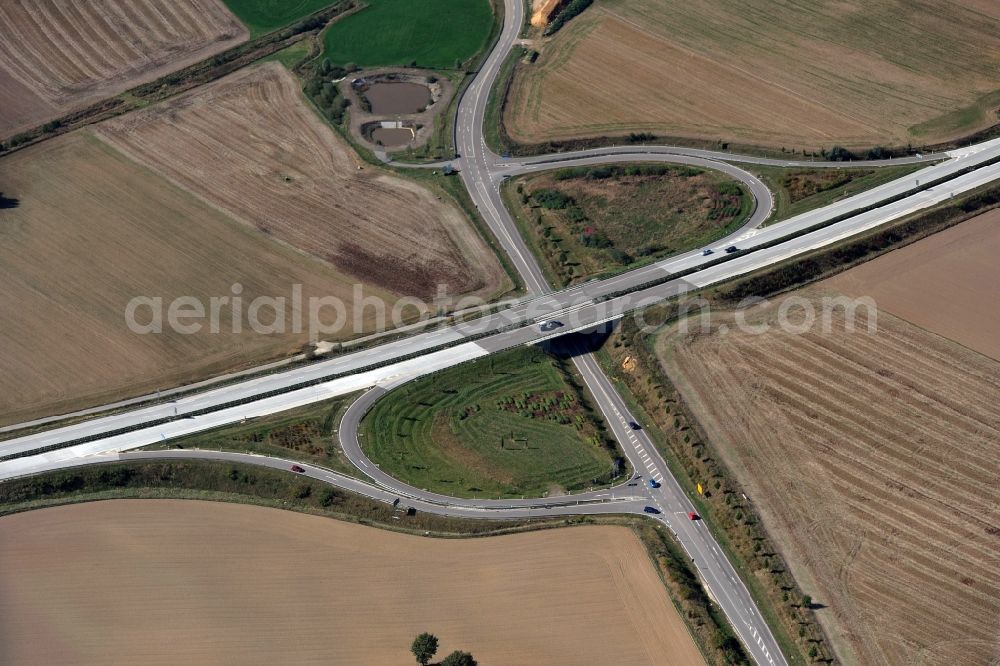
259 39 315 69
503 164 753 287
0 460 537 536
750 163 929 224
635 520 751 665
143 395 361 477
910 88 1000 141
483 47 523 155
361 346 626 498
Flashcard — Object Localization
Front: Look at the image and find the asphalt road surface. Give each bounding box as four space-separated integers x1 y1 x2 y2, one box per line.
5 0 1000 662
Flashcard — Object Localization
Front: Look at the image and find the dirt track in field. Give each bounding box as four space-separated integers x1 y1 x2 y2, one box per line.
507 0 1000 149
658 293 1000 665
825 209 1000 360
0 500 704 665
0 132 400 426
97 64 507 301
0 0 247 138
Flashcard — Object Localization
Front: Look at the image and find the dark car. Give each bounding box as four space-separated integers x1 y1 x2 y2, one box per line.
643 506 661 514
538 320 564 332
290 464 306 473
725 245 739 254
648 479 661 489
629 421 641 430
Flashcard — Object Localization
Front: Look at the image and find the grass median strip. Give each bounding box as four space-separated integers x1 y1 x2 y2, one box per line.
143 395 360 477
750 163 929 224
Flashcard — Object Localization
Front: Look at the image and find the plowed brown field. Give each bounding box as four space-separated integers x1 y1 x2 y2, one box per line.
97 64 506 301
825 208 1000 360
0 132 398 426
0 500 705 666
0 0 247 138
658 293 1000 665
506 0 1000 149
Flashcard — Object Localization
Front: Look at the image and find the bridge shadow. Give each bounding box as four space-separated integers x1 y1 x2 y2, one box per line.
537 321 617 359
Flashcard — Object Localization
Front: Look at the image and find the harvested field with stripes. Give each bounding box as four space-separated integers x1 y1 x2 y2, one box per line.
97 63 506 301
0 0 247 138
506 0 1000 149
658 291 1000 665
0 131 395 426
0 501 704 665
825 208 1000 360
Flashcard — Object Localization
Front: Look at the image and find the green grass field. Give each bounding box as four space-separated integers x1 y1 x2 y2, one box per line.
361 347 622 498
223 0 337 36
323 0 494 69
147 396 360 476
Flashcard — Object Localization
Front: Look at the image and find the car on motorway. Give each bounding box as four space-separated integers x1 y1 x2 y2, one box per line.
725 245 739 253
701 248 713 256
648 479 660 489
688 512 700 521
643 506 661 514
290 464 306 473
538 320 564 332
629 421 641 430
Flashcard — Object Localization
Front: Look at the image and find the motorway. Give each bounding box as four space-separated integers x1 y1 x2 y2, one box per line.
5 0 1000 663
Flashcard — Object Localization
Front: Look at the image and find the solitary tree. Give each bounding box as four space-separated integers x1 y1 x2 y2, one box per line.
410 633 438 665
440 650 477 666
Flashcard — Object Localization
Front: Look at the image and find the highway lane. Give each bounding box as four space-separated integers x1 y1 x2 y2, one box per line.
5 0 1000 659
4 143 1000 473
572 350 783 666
4 151 999 464
4 116 1000 456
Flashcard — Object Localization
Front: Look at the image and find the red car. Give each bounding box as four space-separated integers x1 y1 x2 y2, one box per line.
688 512 699 521
290 464 306 473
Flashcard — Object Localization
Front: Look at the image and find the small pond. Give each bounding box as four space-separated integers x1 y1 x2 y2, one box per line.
365 82 431 115
371 127 414 147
